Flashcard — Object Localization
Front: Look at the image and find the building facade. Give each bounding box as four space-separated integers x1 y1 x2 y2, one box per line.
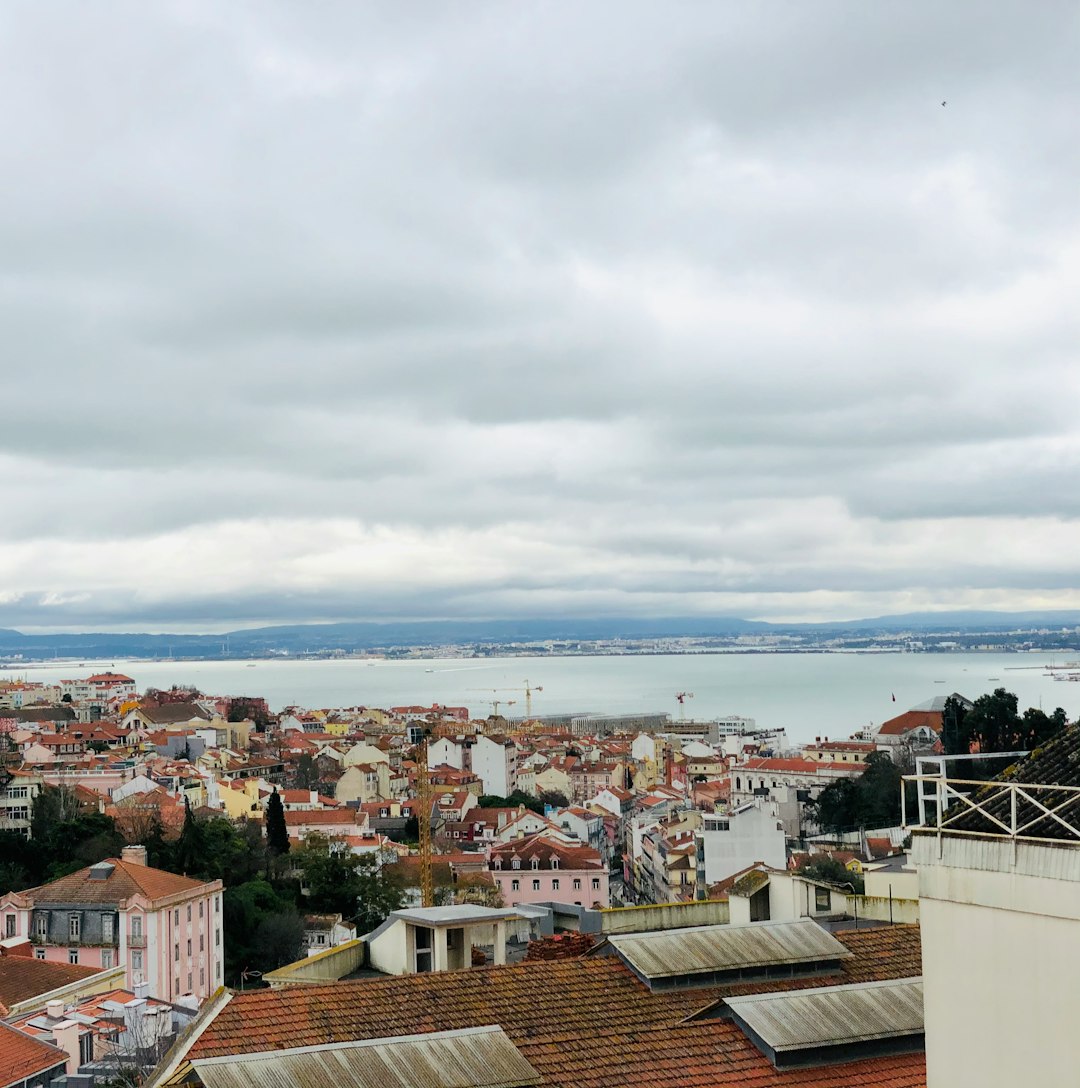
0 846 223 1003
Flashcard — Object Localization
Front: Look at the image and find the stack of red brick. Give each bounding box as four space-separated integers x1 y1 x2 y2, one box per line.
524 933 596 961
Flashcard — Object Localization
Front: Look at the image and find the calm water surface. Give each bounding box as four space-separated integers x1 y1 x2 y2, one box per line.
3 652 1077 746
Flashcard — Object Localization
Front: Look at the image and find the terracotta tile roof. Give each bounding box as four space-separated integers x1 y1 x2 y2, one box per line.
283 809 362 826
520 1021 925 1087
18 858 216 905
944 725 1080 840
0 1021 67 1085
489 833 604 871
191 959 683 1059
0 956 103 1015
875 710 943 737
738 758 860 774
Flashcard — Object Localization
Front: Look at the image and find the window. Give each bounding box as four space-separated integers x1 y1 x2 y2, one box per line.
591 878 600 890
199 901 204 918
187 972 192 991
494 858 502 870
102 914 114 943
132 950 143 972
35 948 45 960
215 897 220 914
815 886 830 912
511 879 520 892
215 929 220 947
35 914 47 938
187 905 192 923
511 858 520 869
186 939 191 955
532 879 541 891
551 857 559 869
175 980 180 995
414 926 433 973
200 934 204 951
174 909 180 925
573 878 582 890
200 968 205 989
552 879 560 891
174 944 180 961
530 857 539 870
4 914 14 938
132 916 143 938
102 949 113 968
69 949 79 964
69 914 81 942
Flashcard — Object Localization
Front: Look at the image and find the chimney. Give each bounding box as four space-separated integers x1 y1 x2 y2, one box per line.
134 980 151 1000
52 1019 81 1074
0 937 32 958
46 1000 65 1020
122 845 148 867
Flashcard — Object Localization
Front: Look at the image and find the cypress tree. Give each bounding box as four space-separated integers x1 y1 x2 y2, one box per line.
266 789 290 857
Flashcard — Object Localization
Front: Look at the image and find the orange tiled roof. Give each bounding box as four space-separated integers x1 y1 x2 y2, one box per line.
18 858 215 905
521 1021 925 1087
191 958 682 1059
875 710 943 737
0 956 103 1015
0 1021 67 1084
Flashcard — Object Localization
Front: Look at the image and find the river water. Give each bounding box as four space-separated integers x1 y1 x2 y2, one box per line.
3 651 1077 745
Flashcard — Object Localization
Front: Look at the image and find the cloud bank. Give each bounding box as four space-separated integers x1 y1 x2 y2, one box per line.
2 1 1079 629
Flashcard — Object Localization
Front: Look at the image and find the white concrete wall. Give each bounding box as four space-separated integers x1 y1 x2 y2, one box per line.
913 833 1080 1088
699 803 786 886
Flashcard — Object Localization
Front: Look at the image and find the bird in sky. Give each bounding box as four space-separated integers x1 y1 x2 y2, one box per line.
941 100 947 106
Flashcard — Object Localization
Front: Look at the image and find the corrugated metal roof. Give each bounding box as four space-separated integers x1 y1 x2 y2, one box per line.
726 977 924 1051
608 920 851 979
189 1025 541 1088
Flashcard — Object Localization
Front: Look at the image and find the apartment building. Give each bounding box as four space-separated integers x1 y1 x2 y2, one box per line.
489 834 609 908
0 846 223 1004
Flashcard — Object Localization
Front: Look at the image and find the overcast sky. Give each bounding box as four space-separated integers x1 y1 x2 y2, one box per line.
2 2 1079 632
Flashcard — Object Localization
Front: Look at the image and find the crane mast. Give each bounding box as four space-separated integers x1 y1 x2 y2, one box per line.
415 728 435 908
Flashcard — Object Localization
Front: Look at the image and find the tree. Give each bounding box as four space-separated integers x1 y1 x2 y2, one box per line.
478 791 543 814
802 855 864 894
173 799 205 876
291 834 404 931
295 753 319 791
222 879 304 983
806 752 904 836
265 790 290 857
536 789 570 809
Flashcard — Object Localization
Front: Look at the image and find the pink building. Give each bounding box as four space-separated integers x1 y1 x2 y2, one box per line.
489 833 609 909
0 846 222 1004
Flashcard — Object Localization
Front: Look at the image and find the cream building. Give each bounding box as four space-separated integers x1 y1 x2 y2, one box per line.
908 728 1080 1088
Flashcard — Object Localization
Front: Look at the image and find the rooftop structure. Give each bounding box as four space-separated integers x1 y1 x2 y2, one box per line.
186 1026 540 1088
725 977 924 1067
606 920 851 989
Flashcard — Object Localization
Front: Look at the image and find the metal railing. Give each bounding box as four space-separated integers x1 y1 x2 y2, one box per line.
903 774 1080 846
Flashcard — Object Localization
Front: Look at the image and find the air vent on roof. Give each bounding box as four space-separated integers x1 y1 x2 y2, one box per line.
88 862 115 881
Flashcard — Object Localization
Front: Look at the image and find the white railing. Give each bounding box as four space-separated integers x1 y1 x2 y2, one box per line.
903 774 1080 846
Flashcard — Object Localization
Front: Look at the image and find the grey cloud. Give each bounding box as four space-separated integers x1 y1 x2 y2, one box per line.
0 1 1078 628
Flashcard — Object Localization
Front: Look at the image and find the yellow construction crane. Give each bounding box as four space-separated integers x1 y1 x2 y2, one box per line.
410 724 435 908
522 679 543 720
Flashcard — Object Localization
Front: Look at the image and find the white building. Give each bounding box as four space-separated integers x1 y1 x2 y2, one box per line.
696 799 787 891
428 735 517 797
59 673 137 706
908 728 1080 1088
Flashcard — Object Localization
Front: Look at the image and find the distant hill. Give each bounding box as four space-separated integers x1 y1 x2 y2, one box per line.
0 610 1076 661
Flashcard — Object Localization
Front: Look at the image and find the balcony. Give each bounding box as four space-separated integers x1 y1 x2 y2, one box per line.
903 774 1080 846
128 934 147 948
